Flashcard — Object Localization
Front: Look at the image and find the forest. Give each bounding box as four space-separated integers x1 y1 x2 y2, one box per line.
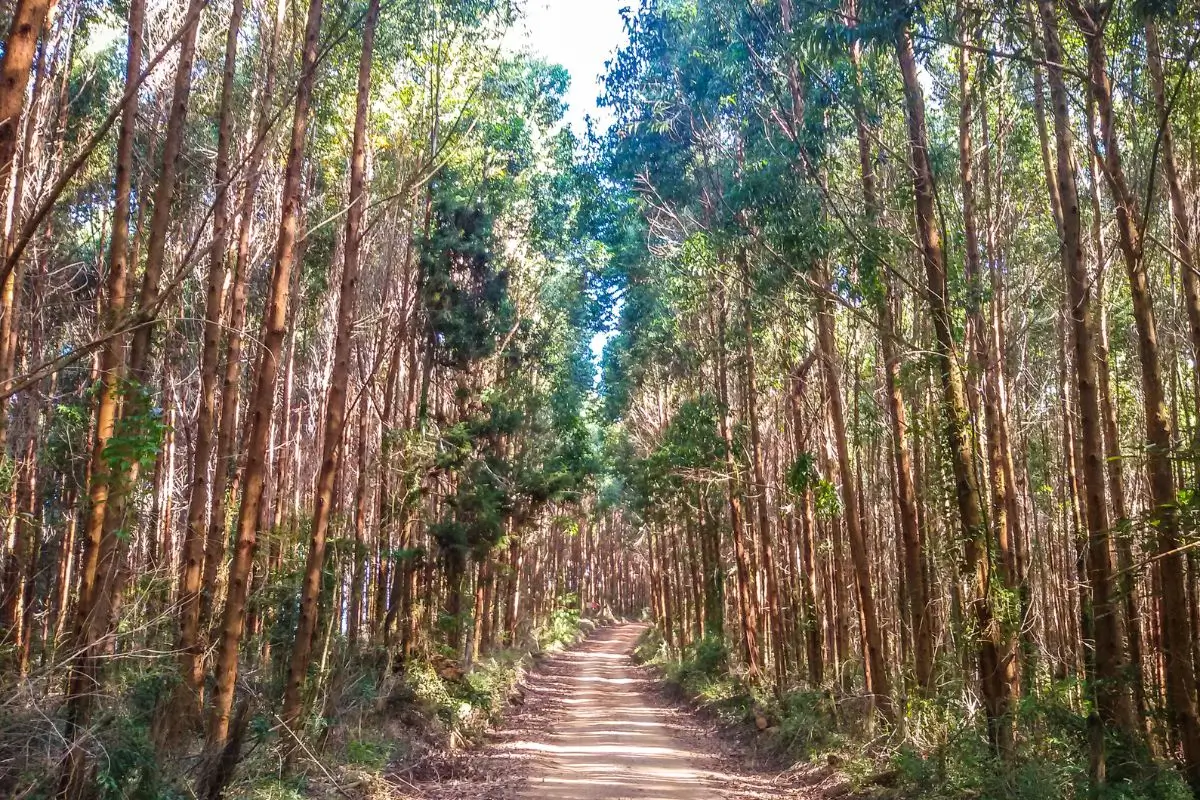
1 0 1200 797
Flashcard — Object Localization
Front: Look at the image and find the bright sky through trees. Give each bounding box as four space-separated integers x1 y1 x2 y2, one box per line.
518 0 628 133
514 2 629 363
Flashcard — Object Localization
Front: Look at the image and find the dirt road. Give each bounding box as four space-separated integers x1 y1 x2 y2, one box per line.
417 622 829 799
472 622 810 799
515 624 721 798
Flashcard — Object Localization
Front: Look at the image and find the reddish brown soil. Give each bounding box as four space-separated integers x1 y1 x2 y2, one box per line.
416 623 829 799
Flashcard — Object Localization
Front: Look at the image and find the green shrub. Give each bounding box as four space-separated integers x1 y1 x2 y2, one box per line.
344 737 392 769
771 690 840 758
459 651 523 722
94 716 161 800
633 626 666 664
887 693 1191 800
538 597 582 650
678 636 726 681
402 661 458 725
658 635 753 724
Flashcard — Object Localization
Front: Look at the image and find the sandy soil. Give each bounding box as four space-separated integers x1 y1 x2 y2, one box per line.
418 622 829 800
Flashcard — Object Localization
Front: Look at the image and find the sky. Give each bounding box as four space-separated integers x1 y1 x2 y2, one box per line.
514 1 631 368
516 0 630 134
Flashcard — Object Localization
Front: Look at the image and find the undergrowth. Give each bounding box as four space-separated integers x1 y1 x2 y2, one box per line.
1 609 596 799
633 627 1190 800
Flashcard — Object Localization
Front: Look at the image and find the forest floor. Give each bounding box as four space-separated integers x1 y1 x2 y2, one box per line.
411 623 836 799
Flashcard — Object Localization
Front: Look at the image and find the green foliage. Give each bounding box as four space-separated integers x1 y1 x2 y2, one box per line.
0 453 15 497
885 692 1191 800
537 597 582 650
94 715 162 800
647 633 755 725
675 636 727 682
785 452 841 518
91 666 182 800
99 381 168 508
401 649 527 733
239 776 309 800
772 691 842 758
633 625 667 664
421 193 510 371
344 737 393 770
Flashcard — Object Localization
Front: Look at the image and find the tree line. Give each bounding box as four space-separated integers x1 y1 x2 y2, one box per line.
6 0 1200 797
0 0 635 796
595 0 1200 795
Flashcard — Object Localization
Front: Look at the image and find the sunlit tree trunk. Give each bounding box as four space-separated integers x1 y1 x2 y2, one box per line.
206 0 325 749
957 28 1019 746
895 22 1000 746
59 0 143 791
0 0 53 443
1037 0 1135 751
714 283 761 680
1067 0 1195 771
174 0 244 721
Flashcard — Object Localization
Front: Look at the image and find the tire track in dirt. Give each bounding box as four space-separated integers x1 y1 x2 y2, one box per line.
421 622 824 799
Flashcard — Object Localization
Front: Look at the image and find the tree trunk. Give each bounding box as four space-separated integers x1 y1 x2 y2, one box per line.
847 22 929 694
741 252 787 690
59 0 143 791
895 23 1001 745
175 0 245 719
1067 0 1193 768
1037 0 1134 743
201 0 285 632
715 284 761 680
0 0 52 441
86 0 205 684
206 0 325 749
279 0 378 732
814 261 891 718
349 399 370 649
957 31 1019 748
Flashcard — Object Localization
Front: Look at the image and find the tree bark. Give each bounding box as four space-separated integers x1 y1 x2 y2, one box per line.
895 22 1001 745
814 262 891 718
957 30 1019 748
714 283 761 680
175 0 245 718
1037 0 1134 742
0 0 52 442
59 0 143 791
741 252 787 690
279 0 378 732
201 0 285 632
206 0 325 748
1067 0 1193 766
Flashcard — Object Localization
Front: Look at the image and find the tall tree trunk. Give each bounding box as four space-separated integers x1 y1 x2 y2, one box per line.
715 284 761 680
957 29 1019 748
0 0 52 443
1085 93 1147 732
279 0 378 732
349 398 369 648
88 0 205 675
741 252 786 690
847 17 929 693
201 0 285 632
175 0 245 718
59 0 143 791
814 263 891 718
1037 0 1134 745
895 22 1001 746
788 360 824 687
206 0 325 749
1067 0 1194 770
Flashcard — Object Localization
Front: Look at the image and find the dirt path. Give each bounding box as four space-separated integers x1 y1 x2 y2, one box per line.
422 623 824 799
